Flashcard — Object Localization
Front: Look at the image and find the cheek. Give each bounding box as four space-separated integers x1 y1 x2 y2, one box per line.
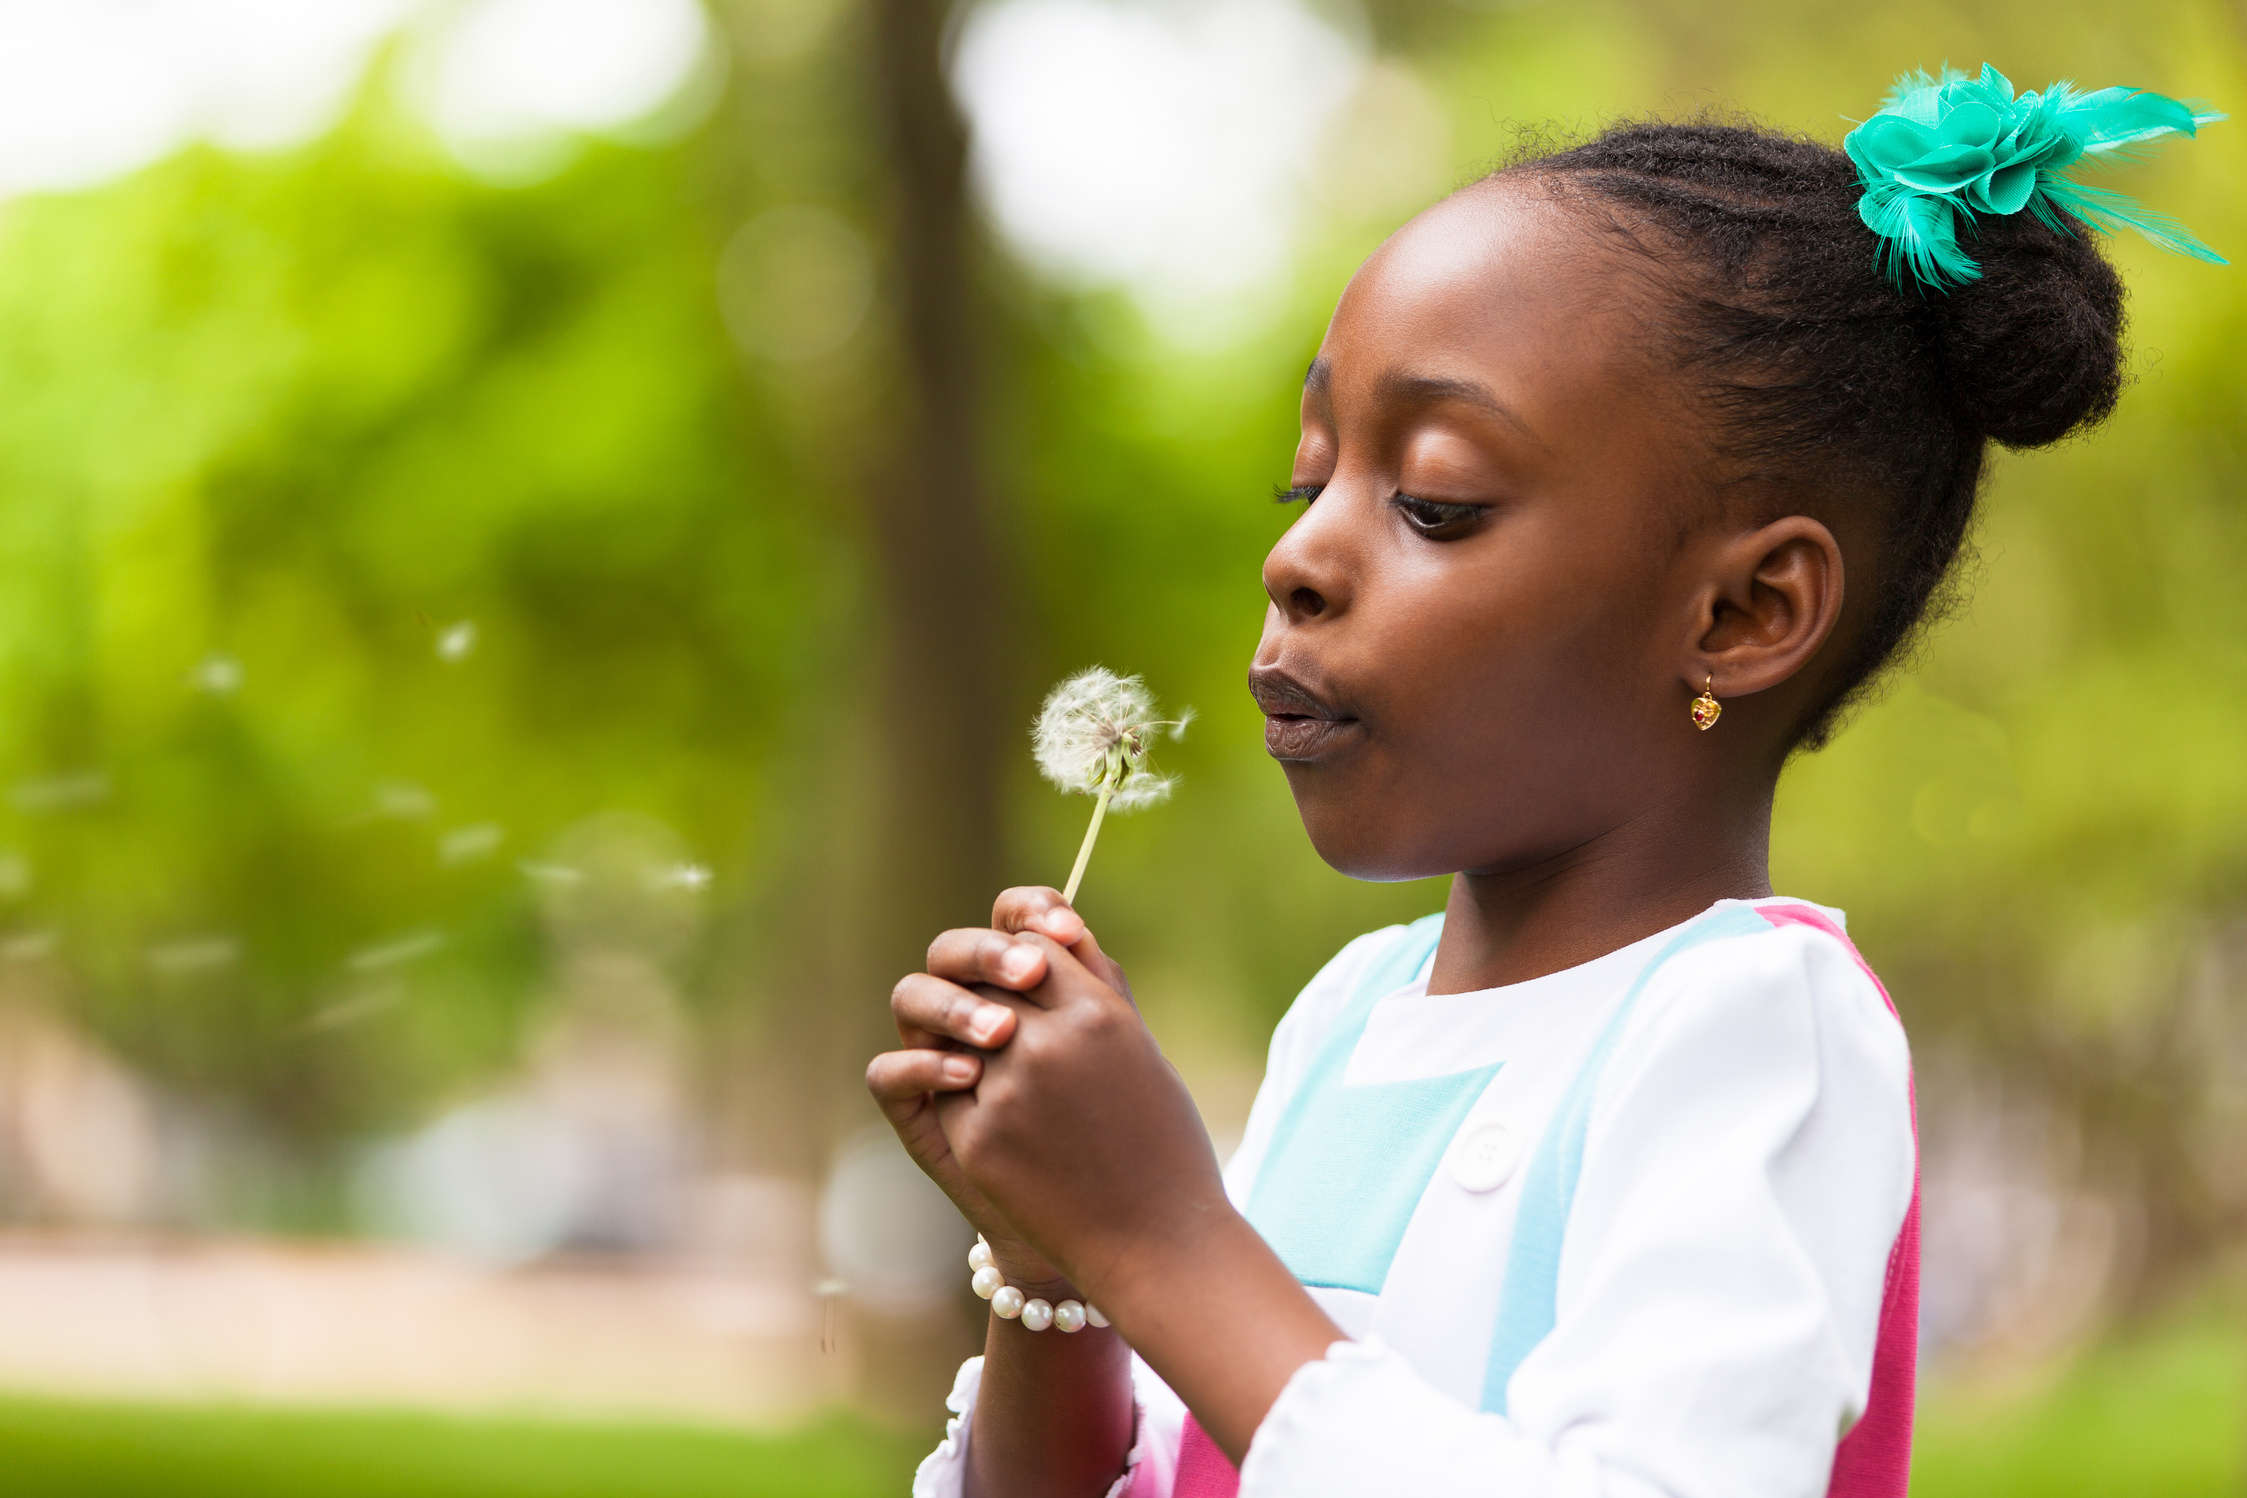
1308 536 1674 874
1382 529 1661 727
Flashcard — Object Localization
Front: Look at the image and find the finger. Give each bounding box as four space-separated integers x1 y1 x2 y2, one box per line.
1002 930 1109 1004
927 927 1048 991
1060 926 1131 1001
892 972 1019 1049
866 1047 982 1107
992 886 1087 946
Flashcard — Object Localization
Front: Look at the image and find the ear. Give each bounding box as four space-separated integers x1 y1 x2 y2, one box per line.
1679 515 1845 702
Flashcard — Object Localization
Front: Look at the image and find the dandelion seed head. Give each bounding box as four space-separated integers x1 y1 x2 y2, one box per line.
1032 667 1187 811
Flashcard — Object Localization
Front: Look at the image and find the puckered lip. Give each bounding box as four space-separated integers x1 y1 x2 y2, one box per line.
1249 664 1361 761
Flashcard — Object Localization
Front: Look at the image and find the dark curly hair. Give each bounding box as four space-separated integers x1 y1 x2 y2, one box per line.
1498 120 2125 749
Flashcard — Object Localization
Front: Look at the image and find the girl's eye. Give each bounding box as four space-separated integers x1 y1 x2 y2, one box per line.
1394 494 1486 537
1274 483 1324 505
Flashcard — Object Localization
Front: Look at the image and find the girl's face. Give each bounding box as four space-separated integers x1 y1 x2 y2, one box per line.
1252 183 1722 881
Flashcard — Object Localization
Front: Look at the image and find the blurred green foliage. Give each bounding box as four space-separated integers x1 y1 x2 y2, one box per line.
0 97 834 1150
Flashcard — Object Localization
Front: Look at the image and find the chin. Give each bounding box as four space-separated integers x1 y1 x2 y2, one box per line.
1287 770 1460 884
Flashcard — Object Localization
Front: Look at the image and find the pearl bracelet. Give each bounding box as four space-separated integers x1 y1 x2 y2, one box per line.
968 1237 1108 1333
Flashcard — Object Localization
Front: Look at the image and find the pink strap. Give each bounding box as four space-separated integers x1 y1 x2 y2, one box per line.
1758 905 1918 1498
1173 1413 1239 1497
1171 906 1917 1498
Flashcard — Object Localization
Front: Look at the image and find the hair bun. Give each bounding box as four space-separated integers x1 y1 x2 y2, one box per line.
1929 211 2126 450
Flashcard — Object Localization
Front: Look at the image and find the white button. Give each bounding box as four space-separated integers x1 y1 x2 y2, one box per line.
1450 1122 1520 1193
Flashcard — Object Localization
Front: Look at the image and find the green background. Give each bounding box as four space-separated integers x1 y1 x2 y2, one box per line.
0 0 2239 1489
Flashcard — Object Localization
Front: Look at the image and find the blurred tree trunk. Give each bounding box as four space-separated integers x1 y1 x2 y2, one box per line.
862 0 1005 1006
695 0 1006 1181
864 0 1004 923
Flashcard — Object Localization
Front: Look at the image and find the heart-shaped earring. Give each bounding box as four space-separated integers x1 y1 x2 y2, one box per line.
1689 675 1721 731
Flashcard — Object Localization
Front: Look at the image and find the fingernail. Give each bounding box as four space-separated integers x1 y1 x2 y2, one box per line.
1000 946 1039 983
1041 909 1083 939
942 1056 977 1084
969 1005 1009 1044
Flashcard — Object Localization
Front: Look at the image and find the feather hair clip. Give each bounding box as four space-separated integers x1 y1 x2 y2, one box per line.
1845 64 2226 292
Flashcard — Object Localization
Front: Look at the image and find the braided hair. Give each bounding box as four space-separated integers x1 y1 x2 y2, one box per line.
1502 121 2124 748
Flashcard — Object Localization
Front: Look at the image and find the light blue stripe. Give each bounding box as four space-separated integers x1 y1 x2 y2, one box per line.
1480 906 1772 1414
1247 914 1487 1295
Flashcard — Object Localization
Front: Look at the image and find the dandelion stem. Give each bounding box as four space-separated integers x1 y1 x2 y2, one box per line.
1061 788 1113 906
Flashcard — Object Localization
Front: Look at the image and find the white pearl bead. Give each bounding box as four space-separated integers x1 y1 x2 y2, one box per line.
971 1266 1005 1300
967 1241 993 1273
1052 1300 1086 1333
991 1286 1025 1319
1084 1304 1109 1329
1019 1298 1054 1332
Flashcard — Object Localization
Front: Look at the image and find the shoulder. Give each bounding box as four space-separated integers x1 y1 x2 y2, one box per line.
1640 899 1899 1040
1601 900 1911 1133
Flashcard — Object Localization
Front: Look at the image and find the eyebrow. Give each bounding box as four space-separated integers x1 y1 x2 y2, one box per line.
1302 359 1539 445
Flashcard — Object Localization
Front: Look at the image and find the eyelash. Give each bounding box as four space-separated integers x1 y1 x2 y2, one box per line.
1275 483 1483 538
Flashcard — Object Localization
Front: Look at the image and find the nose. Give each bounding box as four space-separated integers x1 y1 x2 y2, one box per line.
1261 485 1359 628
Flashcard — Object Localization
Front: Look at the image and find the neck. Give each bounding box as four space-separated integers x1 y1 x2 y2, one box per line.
1427 778 1775 995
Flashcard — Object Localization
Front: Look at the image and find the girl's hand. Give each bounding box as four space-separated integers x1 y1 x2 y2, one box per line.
929 922 1229 1304
864 887 1126 1292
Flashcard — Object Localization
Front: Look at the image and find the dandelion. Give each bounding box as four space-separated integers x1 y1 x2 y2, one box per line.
1033 668 1190 905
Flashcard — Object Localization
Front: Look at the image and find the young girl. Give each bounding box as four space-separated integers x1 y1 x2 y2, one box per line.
868 69 2223 1498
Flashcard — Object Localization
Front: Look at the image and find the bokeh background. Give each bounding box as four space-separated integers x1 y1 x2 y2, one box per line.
0 0 2238 1493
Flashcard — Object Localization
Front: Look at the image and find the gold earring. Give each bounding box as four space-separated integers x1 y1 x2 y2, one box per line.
1690 675 1722 731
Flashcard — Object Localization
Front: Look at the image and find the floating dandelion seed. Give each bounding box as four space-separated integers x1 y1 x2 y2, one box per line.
815 1278 849 1354
436 620 477 662
0 930 56 962
373 781 438 821
12 770 109 814
651 863 712 892
147 936 240 975
440 822 504 865
189 654 243 694
1033 668 1189 905
305 986 402 1033
347 929 446 973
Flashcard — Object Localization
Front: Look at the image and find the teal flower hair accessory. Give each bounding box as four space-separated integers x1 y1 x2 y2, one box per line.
1844 65 2226 293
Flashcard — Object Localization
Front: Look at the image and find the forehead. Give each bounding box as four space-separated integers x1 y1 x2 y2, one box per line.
1313 181 1650 416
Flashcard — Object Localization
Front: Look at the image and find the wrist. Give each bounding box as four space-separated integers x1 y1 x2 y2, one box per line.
972 1236 1109 1335
986 1241 1073 1300
1087 1191 1249 1326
